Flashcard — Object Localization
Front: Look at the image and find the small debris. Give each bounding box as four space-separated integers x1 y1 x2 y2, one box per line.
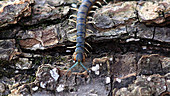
40 82 46 88
121 88 127 91
66 50 71 52
92 64 100 71
50 68 59 81
142 46 147 50
56 84 65 92
89 89 95 93
109 58 113 61
116 78 121 83
63 6 69 15
95 71 100 75
100 63 102 66
15 70 19 73
91 64 100 75
32 86 39 91
163 86 166 90
15 58 33 70
71 3 77 8
106 77 111 84
32 44 45 50
147 77 151 81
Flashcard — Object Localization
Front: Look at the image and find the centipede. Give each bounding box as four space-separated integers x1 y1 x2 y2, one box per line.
67 0 107 73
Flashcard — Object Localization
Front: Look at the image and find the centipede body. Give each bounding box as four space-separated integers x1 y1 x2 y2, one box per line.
67 0 107 72
74 0 97 62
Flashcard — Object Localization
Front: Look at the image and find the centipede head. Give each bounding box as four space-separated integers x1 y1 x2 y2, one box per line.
73 52 85 62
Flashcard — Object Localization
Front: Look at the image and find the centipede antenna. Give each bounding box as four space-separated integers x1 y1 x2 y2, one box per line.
68 28 77 33
70 8 78 11
85 42 92 49
86 21 95 24
92 5 99 9
69 19 77 23
84 47 90 53
96 1 102 6
66 61 88 73
69 15 77 18
86 29 94 33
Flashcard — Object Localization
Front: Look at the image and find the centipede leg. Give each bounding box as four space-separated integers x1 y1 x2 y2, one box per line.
68 28 77 33
103 0 108 4
96 1 102 6
85 42 92 49
70 8 78 11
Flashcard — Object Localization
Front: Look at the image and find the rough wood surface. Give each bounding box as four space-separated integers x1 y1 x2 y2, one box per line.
0 0 169 96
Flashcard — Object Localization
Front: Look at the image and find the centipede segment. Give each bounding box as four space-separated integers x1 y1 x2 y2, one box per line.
67 0 107 73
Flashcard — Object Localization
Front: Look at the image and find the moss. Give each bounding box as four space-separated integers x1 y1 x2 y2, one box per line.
0 60 11 77
42 55 67 64
2 95 8 96
0 59 18 78
0 59 10 66
27 75 36 83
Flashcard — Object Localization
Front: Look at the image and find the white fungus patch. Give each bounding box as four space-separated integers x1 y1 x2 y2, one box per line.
71 3 77 8
126 38 140 42
121 88 127 91
163 86 166 90
95 71 100 75
116 78 121 83
47 78 53 83
40 82 46 88
31 44 45 50
147 77 151 81
32 86 38 91
15 70 19 73
100 63 102 66
63 6 69 15
167 80 170 83
142 46 147 49
15 63 22 69
92 64 99 71
50 68 59 81
109 58 113 61
56 84 65 92
106 77 111 84
91 64 100 75
66 50 71 52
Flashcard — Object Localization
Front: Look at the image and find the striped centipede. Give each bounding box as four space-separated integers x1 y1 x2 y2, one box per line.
67 0 107 72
